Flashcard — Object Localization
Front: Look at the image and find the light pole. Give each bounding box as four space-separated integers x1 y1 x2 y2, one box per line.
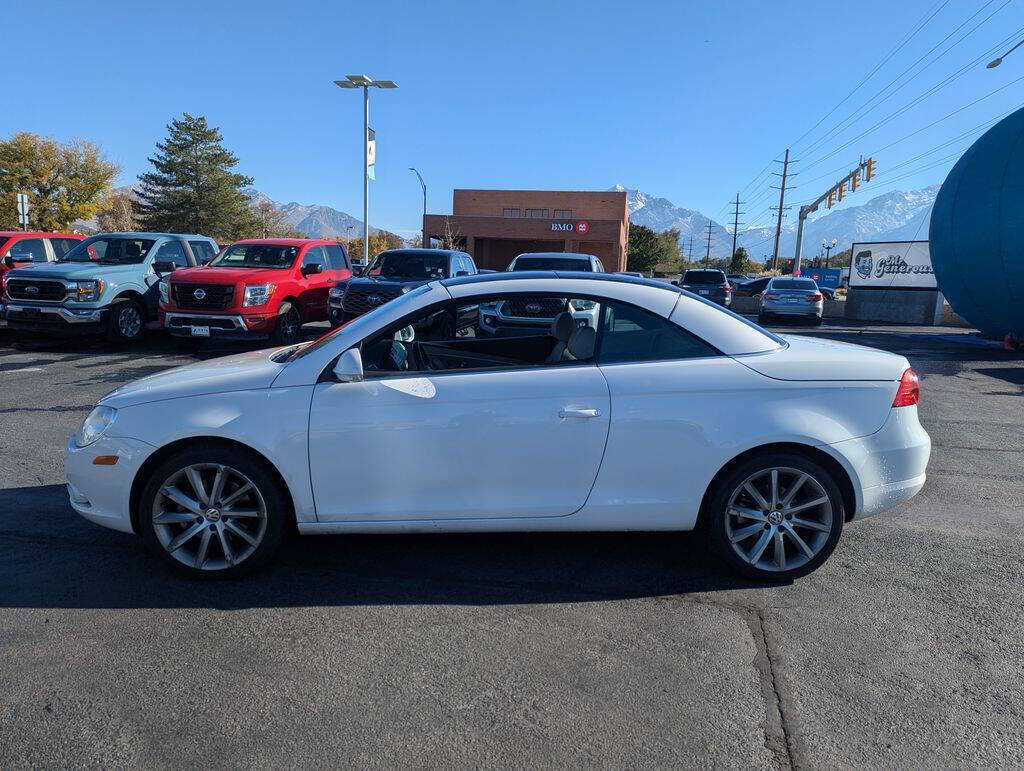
409 167 426 247
822 238 837 268
987 37 1024 68
334 74 398 263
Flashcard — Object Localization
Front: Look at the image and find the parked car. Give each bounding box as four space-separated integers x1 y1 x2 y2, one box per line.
678 269 732 307
758 277 824 325
1 231 85 282
617 271 644 278
506 252 605 272
819 286 836 301
333 249 476 328
726 273 747 287
733 276 772 297
66 273 929 581
4 232 217 342
160 239 352 345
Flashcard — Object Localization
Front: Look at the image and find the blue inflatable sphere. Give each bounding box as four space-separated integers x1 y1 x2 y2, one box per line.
930 106 1024 338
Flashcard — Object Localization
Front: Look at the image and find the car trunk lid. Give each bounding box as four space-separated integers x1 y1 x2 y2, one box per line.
737 335 908 381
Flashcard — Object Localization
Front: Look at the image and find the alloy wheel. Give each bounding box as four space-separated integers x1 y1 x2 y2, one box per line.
151 463 268 571
118 306 142 338
724 466 833 573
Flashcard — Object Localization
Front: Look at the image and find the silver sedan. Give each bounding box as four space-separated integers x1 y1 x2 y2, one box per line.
758 277 824 325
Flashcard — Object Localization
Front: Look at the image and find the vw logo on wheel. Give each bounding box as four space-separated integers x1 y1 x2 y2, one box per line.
367 294 382 305
24 285 40 294
525 302 541 313
193 288 207 300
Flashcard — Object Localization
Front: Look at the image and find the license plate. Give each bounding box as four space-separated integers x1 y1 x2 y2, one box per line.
698 289 710 295
190 326 210 337
21 307 41 320
786 298 800 304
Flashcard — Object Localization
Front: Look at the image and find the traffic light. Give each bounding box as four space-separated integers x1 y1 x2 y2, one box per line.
851 170 859 191
837 181 845 202
827 190 835 208
865 158 876 181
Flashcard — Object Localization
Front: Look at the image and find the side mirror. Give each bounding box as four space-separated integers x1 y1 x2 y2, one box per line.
332 347 364 383
302 263 324 276
3 255 13 269
670 280 679 287
454 270 469 277
352 265 364 276
152 260 177 274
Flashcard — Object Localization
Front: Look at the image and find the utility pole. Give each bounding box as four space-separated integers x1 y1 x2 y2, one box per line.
703 219 713 267
409 167 427 247
687 235 693 265
770 148 791 271
729 193 744 266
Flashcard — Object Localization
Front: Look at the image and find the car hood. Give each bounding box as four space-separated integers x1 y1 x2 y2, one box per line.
348 276 431 291
100 348 288 409
737 335 908 381
7 261 142 282
171 266 290 284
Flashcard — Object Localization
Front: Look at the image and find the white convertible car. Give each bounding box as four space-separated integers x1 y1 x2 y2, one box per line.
66 273 930 580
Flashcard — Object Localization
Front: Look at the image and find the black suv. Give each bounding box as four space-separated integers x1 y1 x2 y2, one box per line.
677 269 732 307
332 248 478 332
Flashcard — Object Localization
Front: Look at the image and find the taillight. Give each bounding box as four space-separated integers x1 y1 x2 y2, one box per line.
724 283 732 292
810 292 823 301
892 368 920 407
763 292 780 300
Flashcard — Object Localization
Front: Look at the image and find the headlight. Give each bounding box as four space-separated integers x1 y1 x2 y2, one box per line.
329 286 345 298
243 283 276 307
158 278 169 304
74 405 117 448
70 279 104 302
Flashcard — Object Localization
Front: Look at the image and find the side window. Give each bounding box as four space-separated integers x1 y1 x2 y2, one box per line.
464 255 477 273
153 239 189 268
50 238 80 259
598 301 717 364
325 244 349 271
595 259 606 272
188 240 216 264
360 293 601 376
302 246 328 271
6 238 48 263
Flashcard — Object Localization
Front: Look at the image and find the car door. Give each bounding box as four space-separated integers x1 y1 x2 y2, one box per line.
145 239 190 316
307 293 611 522
298 246 332 319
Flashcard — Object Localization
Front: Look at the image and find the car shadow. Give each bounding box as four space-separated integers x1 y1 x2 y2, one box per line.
0 484 769 610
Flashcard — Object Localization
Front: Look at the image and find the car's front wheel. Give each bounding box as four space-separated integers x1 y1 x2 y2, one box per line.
138 445 288 578
708 454 844 581
107 298 146 343
271 302 301 346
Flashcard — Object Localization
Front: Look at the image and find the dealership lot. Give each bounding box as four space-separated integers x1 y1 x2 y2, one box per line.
1 322 1022 768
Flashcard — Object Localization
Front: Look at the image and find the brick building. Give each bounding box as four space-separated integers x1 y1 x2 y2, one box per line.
423 189 629 272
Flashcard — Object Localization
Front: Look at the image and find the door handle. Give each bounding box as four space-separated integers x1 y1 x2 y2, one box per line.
559 407 602 419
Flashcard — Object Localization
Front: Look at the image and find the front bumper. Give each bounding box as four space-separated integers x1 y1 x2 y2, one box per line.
4 302 109 334
65 434 156 534
826 405 931 521
162 309 275 339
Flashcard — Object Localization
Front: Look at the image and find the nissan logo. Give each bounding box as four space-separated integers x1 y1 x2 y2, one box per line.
193 288 207 300
24 285 39 294
525 302 541 313
367 294 382 305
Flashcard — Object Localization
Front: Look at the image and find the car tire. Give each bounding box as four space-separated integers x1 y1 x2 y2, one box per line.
812 316 823 326
106 298 146 344
270 302 301 346
138 444 289 579
757 312 769 324
707 453 844 581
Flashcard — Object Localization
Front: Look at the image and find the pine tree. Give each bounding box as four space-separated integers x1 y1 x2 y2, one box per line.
135 114 253 240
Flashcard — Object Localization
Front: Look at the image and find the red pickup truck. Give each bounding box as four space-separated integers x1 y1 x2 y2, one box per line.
159 238 352 345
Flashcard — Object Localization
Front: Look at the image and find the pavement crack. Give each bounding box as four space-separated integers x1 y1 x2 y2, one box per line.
747 609 799 770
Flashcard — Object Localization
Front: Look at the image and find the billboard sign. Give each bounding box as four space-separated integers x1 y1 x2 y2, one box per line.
849 241 936 289
800 267 842 289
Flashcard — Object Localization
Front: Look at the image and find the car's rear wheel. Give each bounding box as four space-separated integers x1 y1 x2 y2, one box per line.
708 454 844 581
271 302 301 346
138 446 288 578
107 298 145 343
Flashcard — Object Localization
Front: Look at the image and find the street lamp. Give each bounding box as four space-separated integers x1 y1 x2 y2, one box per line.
987 37 1024 68
334 74 398 262
409 167 426 247
822 238 837 268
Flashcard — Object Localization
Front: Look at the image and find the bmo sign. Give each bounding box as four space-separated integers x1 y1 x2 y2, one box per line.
551 220 590 235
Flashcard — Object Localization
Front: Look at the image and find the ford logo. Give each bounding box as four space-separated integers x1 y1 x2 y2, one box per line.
24 286 39 294
367 294 382 305
193 288 207 300
526 302 541 313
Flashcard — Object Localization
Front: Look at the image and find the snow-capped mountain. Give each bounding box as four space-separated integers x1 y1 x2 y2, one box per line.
618 184 939 260
247 189 372 239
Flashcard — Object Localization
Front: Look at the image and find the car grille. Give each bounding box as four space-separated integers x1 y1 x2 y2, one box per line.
5 279 67 302
172 283 234 310
501 296 566 319
342 286 404 316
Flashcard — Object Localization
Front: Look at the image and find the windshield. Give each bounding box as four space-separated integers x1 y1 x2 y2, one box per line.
682 270 725 285
60 236 156 264
771 278 817 290
366 251 448 280
209 243 299 269
512 257 591 271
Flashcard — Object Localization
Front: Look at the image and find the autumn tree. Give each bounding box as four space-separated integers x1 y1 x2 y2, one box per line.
95 188 137 232
135 114 252 241
347 229 405 262
244 198 304 238
0 132 117 231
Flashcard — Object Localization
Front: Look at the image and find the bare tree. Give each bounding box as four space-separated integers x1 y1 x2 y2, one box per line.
95 189 137 232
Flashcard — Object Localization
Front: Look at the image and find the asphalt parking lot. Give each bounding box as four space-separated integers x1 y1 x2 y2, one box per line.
1 320 1022 769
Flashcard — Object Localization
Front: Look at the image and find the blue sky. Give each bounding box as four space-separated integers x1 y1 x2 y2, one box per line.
5 0 1023 235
